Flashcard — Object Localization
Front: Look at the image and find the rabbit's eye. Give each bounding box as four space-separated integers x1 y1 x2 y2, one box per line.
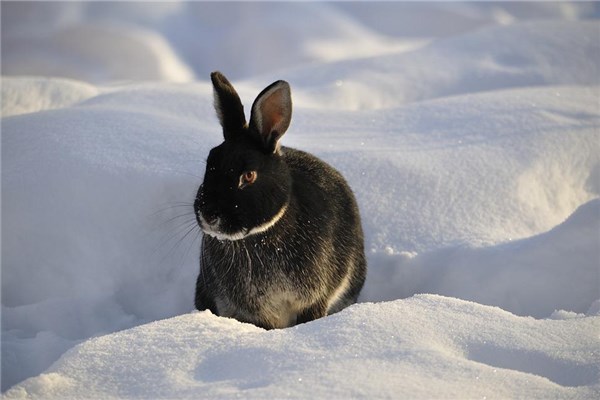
239 171 257 189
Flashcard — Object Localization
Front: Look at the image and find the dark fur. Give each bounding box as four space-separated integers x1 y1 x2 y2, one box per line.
194 71 367 329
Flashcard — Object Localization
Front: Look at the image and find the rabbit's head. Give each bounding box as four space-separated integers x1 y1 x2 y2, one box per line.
195 72 293 241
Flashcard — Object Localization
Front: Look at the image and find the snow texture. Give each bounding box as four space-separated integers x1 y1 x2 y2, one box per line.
2 2 599 398
5 296 600 399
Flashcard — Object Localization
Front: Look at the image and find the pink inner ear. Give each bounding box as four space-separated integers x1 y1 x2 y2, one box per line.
261 91 285 134
266 113 283 134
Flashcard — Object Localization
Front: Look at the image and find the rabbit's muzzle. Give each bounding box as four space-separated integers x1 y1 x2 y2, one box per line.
194 185 243 241
194 185 216 227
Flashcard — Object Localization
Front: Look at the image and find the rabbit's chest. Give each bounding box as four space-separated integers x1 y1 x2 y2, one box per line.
215 285 302 329
220 261 310 327
205 239 320 328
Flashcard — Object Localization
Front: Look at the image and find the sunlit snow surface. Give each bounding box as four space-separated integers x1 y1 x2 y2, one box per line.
2 2 599 398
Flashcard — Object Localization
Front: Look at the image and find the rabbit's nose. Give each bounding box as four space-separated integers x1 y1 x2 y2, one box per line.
194 202 217 226
204 213 218 225
199 205 219 225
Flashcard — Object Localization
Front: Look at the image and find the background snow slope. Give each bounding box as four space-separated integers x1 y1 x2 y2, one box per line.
2 1 599 397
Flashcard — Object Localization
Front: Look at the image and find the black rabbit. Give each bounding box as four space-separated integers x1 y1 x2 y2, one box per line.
194 71 367 329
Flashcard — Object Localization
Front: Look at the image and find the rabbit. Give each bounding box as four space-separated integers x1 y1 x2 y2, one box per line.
193 71 367 329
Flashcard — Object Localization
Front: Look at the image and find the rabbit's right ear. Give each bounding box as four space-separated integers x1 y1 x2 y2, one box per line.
249 80 292 154
211 71 247 140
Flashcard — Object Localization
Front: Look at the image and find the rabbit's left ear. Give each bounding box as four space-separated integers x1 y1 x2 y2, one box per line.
211 71 247 140
249 80 292 153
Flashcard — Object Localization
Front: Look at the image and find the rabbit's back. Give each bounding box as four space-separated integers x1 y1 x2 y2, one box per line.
283 146 363 241
281 147 367 314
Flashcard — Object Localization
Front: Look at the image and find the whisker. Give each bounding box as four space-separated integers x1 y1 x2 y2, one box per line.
163 219 199 244
222 241 237 281
150 203 195 218
173 224 202 254
153 220 201 270
199 236 209 287
150 218 197 255
158 212 198 226
243 242 253 285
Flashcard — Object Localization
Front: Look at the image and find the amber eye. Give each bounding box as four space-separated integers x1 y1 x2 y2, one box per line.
239 171 257 188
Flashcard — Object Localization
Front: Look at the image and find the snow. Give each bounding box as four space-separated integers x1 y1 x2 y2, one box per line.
2 2 599 398
5 296 600 400
287 20 600 109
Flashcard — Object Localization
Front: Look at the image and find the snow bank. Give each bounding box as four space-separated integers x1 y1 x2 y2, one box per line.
0 2 411 82
2 1 599 396
362 199 600 318
1 77 99 117
6 295 600 399
287 20 600 110
2 2 597 83
2 19 194 82
294 85 600 251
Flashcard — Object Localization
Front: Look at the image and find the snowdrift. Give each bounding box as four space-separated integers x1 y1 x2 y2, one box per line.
2 2 599 398
5 296 600 399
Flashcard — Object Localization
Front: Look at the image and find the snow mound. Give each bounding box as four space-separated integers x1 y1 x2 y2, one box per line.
294 85 600 251
362 199 600 318
336 1 598 37
287 21 600 109
3 3 597 84
1 77 98 117
2 22 194 83
1 2 193 83
6 295 600 399
0 2 413 82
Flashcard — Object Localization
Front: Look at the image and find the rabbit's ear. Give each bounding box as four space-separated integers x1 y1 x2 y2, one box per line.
249 80 292 153
211 71 247 139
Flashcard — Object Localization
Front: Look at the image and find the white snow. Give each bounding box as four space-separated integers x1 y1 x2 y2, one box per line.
5 296 600 400
2 2 599 398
